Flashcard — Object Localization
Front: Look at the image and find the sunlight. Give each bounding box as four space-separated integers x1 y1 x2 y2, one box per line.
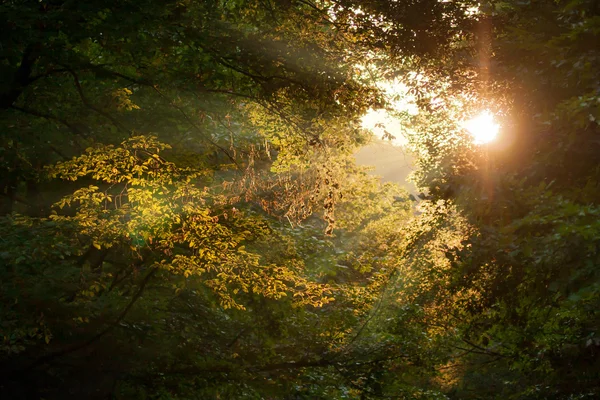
359 79 418 147
462 111 499 145
361 109 407 146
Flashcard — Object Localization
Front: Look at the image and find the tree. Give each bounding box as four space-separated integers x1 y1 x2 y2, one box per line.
0 1 419 398
386 0 600 398
6 0 599 398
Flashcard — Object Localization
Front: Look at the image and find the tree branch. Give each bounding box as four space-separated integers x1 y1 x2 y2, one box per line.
151 86 240 167
25 267 158 371
0 44 40 110
65 68 131 135
10 105 87 136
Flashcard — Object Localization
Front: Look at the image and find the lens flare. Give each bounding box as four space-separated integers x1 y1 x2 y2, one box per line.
463 111 499 145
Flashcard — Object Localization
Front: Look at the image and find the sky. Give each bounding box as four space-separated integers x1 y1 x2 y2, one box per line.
355 79 418 193
354 139 416 193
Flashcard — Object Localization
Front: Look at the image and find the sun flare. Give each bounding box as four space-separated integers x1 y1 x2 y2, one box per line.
463 111 500 145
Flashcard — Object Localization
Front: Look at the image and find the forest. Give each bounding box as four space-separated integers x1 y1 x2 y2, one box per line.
1 0 599 399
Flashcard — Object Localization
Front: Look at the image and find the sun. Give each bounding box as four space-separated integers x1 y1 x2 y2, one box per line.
462 111 500 145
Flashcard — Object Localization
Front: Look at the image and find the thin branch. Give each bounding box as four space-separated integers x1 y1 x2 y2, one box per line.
297 0 337 25
28 68 70 83
49 144 70 160
10 105 87 136
151 86 240 167
88 65 151 86
461 337 506 358
88 64 260 103
334 268 398 359
227 329 247 348
65 68 131 135
199 87 260 101
25 267 158 370
106 261 136 293
0 192 34 207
